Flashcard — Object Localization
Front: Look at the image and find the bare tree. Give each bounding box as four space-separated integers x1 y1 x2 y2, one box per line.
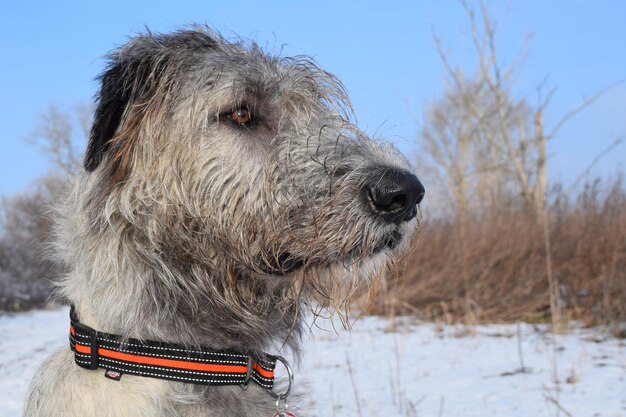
419 77 531 219
26 102 89 176
421 0 609 218
0 103 89 310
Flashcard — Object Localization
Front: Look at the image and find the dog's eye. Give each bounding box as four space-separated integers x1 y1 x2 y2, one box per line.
226 107 252 127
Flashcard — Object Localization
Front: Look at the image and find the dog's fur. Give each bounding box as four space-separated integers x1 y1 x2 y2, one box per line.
24 28 421 417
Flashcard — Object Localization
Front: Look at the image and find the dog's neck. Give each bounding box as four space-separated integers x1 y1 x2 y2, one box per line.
60 220 301 358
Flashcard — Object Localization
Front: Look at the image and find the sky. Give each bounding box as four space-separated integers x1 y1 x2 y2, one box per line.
1 0 625 196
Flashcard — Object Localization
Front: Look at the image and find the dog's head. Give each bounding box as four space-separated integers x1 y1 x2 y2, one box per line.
82 28 424 311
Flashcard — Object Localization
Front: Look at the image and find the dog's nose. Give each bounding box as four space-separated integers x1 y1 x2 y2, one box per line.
365 168 425 224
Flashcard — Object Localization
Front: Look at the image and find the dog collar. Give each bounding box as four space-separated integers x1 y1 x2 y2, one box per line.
68 306 278 389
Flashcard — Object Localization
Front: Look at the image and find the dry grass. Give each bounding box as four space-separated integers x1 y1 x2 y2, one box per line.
371 176 626 334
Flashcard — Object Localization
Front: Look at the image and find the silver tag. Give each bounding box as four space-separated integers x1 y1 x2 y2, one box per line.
273 412 296 417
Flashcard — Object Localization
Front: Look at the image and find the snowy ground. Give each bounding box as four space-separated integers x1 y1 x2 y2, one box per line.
0 308 624 417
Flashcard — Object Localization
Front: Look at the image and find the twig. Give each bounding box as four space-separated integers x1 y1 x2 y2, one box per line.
543 205 562 388
547 80 624 139
346 353 363 417
330 383 337 417
568 136 625 191
516 321 530 373
543 386 574 417
438 396 445 417
392 329 404 412
498 325 532 377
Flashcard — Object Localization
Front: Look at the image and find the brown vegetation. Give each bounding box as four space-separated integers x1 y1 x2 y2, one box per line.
374 177 626 332
366 0 626 334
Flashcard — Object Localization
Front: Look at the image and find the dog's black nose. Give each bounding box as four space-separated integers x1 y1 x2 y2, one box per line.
365 168 425 224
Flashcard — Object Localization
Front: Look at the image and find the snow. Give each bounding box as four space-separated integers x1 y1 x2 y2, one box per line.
1 308 624 417
302 318 625 417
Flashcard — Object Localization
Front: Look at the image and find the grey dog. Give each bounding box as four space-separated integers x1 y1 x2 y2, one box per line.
23 27 424 417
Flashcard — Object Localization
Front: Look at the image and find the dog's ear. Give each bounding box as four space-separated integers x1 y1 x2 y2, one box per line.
84 60 129 173
85 30 219 180
84 41 169 182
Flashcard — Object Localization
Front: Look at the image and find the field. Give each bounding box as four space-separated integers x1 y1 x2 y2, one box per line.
1 308 624 417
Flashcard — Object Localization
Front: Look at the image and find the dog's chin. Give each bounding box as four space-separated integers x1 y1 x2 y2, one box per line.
371 229 404 254
259 224 413 277
349 221 414 260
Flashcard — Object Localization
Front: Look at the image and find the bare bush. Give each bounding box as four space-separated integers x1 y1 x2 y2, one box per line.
0 175 67 311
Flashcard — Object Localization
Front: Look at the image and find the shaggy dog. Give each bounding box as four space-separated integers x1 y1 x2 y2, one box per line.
24 28 424 417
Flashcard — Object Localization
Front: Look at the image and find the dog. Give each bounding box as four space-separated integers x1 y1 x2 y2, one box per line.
24 27 424 417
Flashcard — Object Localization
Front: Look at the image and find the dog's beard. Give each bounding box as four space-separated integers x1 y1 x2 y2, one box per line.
258 217 417 277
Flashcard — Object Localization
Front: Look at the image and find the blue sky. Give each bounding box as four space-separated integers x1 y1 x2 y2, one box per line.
1 1 624 195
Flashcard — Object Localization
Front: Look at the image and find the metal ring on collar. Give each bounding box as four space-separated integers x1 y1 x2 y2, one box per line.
268 356 294 400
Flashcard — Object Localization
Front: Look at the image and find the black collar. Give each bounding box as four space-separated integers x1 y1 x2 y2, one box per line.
69 306 277 389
